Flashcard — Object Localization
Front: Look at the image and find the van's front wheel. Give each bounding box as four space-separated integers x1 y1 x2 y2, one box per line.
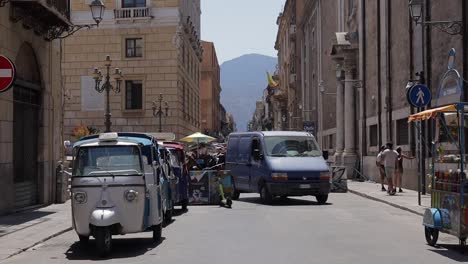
260 183 273 204
153 224 162 243
232 182 240 200
316 195 328 205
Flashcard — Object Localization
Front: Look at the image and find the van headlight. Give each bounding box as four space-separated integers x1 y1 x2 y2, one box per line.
124 190 139 202
271 172 288 181
73 192 87 204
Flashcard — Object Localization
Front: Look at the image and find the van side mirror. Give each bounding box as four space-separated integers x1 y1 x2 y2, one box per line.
253 149 263 160
322 150 329 160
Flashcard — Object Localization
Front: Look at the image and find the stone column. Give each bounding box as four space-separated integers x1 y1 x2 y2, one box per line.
342 52 358 177
334 58 345 165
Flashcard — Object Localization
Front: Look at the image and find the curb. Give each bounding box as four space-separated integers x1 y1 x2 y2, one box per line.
3 227 72 261
348 189 425 217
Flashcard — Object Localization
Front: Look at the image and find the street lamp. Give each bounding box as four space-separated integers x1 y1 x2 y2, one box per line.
152 94 169 133
93 55 123 133
90 0 106 26
408 0 463 35
409 0 423 24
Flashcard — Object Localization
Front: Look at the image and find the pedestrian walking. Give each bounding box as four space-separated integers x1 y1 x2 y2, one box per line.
395 146 415 193
376 145 387 191
381 142 399 195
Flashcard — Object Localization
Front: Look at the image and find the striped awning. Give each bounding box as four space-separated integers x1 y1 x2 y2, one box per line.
408 104 457 123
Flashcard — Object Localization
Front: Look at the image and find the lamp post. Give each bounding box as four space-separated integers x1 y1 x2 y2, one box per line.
409 0 463 35
152 94 169 132
92 55 123 133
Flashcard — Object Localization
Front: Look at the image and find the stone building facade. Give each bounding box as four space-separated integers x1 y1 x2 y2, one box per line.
63 0 202 140
200 41 221 136
0 1 67 214
275 0 468 188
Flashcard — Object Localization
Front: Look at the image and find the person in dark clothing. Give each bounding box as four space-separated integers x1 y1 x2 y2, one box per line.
395 146 415 193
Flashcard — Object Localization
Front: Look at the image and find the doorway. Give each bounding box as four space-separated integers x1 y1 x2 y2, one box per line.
13 43 42 208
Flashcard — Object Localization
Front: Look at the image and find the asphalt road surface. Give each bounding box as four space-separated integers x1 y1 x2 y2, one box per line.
2 193 466 264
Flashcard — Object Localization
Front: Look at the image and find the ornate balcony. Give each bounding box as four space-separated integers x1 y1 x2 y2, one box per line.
114 7 152 21
9 0 72 40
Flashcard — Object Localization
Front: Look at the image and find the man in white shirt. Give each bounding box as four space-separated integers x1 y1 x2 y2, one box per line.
381 142 399 195
376 145 387 192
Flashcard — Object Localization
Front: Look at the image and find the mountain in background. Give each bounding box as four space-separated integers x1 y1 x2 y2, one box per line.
220 54 277 131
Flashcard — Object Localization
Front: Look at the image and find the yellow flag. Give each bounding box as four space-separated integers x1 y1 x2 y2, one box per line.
267 72 279 87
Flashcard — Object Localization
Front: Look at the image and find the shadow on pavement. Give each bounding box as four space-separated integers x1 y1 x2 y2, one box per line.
429 244 468 262
172 208 188 217
0 211 54 237
162 218 176 227
65 237 165 260
238 197 332 206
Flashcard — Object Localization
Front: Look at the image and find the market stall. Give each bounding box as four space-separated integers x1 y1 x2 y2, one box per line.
409 103 468 246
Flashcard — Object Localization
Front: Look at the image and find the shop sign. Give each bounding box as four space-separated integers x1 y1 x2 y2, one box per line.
435 48 463 106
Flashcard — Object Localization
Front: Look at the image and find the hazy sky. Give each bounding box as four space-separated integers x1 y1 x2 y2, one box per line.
201 0 285 64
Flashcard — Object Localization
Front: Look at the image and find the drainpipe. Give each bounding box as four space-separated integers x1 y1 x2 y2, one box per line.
386 0 393 142
377 0 382 147
358 0 367 166
409 4 416 156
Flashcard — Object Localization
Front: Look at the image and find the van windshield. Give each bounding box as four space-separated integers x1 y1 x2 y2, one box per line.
73 146 143 176
264 136 322 157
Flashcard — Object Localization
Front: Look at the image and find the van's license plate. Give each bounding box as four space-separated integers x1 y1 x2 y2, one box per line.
299 184 311 189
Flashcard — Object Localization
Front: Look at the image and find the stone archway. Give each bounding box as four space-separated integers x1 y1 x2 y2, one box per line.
13 43 42 208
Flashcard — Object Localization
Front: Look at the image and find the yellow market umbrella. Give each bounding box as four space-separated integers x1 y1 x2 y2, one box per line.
180 132 216 159
180 132 216 144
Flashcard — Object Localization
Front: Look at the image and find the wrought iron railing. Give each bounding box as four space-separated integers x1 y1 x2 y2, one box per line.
45 0 70 19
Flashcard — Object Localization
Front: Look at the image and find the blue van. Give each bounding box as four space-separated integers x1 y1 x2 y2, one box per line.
226 131 331 204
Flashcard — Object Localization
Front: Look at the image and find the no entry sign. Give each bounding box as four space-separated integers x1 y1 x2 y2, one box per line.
0 55 16 93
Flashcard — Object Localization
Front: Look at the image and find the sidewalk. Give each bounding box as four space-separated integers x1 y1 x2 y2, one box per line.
347 180 431 216
0 201 72 261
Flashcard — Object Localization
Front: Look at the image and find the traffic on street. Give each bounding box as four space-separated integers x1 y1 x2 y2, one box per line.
2 193 467 264
1 0 468 263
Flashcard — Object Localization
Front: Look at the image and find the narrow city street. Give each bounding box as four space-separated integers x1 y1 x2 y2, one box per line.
1 193 465 264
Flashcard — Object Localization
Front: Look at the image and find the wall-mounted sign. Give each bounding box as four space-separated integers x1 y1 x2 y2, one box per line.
0 55 16 93
435 48 463 107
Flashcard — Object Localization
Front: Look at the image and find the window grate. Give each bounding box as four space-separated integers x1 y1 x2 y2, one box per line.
369 125 378 147
396 118 409 146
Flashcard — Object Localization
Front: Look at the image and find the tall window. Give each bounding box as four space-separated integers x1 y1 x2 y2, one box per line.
396 118 409 145
126 38 143 58
122 0 146 8
369 125 378 147
348 0 355 16
125 80 143 110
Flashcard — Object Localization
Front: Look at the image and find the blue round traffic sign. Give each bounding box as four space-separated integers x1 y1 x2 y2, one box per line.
408 84 431 108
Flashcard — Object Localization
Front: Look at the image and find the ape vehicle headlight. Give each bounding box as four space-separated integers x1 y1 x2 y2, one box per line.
124 190 139 202
73 192 87 204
